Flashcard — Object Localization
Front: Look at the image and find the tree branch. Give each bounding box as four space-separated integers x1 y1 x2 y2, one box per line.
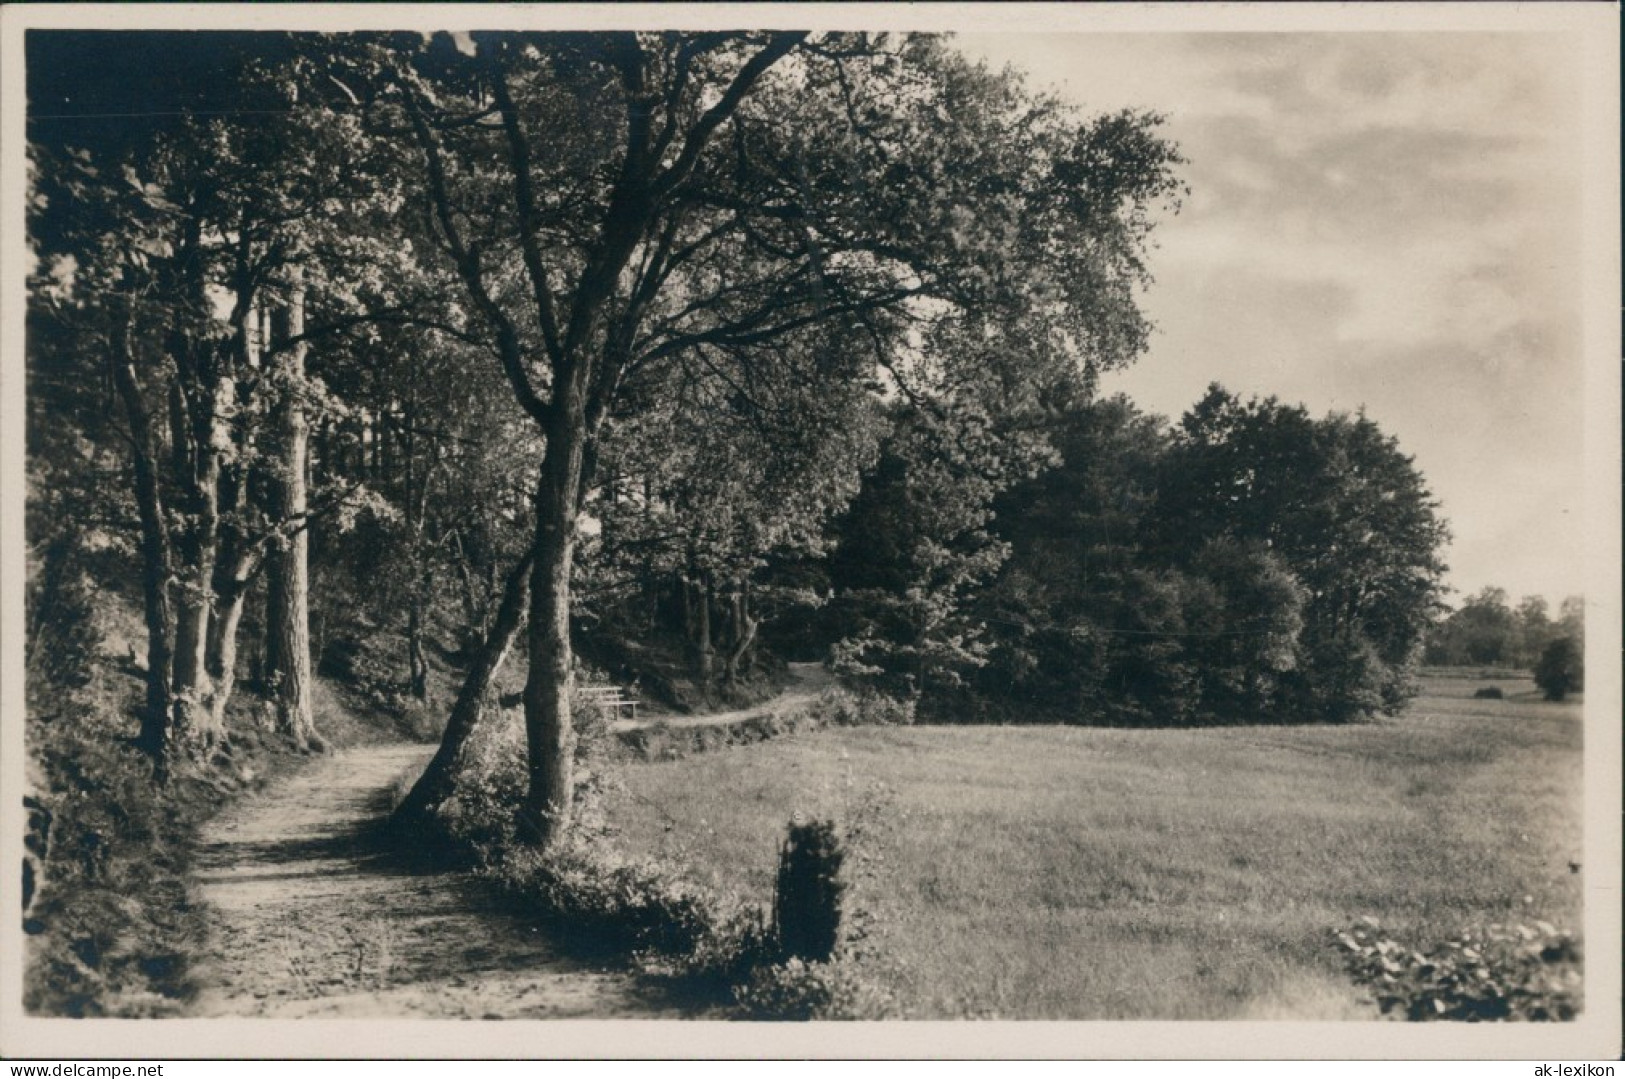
650 32 808 202
485 44 566 370
403 81 550 426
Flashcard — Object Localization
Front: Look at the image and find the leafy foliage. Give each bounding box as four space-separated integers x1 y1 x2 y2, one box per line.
1533 637 1583 701
773 818 846 963
733 955 901 1021
946 389 1448 725
1335 917 1581 1021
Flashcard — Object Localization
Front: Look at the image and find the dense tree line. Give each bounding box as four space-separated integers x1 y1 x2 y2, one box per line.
1423 587 1584 672
820 388 1450 725
26 29 1452 856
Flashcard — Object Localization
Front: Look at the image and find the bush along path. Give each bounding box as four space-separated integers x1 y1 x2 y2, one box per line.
186 743 682 1019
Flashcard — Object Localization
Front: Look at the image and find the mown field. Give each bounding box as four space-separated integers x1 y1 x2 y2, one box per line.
601 676 1584 1019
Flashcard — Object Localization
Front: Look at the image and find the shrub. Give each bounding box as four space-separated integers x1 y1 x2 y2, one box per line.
415 709 903 1017
1472 687 1504 700
1534 637 1583 702
774 818 846 962
1286 628 1390 723
24 668 298 1016
1335 917 1582 1021
734 955 901 1020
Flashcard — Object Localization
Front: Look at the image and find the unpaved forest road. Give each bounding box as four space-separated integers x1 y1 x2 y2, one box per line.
188 744 679 1019
609 660 838 733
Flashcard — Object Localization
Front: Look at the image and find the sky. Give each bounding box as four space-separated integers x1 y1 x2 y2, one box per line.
954 32 1589 607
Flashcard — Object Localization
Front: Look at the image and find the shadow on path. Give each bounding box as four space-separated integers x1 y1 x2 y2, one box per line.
189 744 687 1019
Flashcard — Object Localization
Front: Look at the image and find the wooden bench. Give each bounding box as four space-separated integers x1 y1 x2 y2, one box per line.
497 684 640 721
578 684 639 721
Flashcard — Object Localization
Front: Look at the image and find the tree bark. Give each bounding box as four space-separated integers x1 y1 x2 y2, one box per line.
156 212 238 755
516 401 588 848
723 580 759 686
695 571 715 685
206 577 249 732
109 306 175 768
169 581 215 747
408 597 429 699
393 546 535 834
165 371 232 754
267 276 322 752
404 419 433 700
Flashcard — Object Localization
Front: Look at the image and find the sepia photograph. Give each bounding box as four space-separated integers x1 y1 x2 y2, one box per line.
1 2 1618 1061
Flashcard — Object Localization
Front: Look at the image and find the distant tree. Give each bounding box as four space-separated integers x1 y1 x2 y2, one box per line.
976 395 1168 719
1534 636 1583 701
975 396 1310 725
826 397 1033 702
1557 595 1585 643
1182 538 1307 719
1424 587 1548 669
590 325 885 691
1511 594 1554 669
1153 386 1449 721
1451 588 1518 666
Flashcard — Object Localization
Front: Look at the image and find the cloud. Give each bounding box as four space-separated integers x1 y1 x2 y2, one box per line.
957 30 1589 601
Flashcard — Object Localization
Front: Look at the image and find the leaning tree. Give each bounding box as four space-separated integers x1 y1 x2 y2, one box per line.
349 31 1183 845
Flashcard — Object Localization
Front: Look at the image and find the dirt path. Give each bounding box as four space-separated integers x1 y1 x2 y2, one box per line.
612 660 837 733
186 666 839 1017
188 744 680 1019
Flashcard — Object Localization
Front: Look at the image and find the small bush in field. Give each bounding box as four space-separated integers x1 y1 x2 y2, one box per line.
1335 917 1582 1021
421 707 900 1017
1534 637 1583 701
1472 687 1504 700
774 818 846 962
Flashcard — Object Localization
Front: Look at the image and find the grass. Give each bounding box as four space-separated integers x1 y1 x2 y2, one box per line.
599 676 1584 1019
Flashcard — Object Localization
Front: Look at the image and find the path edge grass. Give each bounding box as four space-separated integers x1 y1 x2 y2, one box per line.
386 684 912 1019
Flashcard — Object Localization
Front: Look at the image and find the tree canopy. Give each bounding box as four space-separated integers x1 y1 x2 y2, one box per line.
24 29 1463 859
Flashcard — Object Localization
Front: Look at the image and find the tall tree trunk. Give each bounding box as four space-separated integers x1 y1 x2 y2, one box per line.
206 542 260 733
453 539 487 654
408 597 429 699
680 569 695 640
201 238 262 737
109 308 175 768
393 547 535 834
206 581 248 732
404 421 433 700
695 570 715 685
517 404 587 847
168 372 232 754
169 583 214 747
723 580 759 686
264 554 288 691
268 276 322 752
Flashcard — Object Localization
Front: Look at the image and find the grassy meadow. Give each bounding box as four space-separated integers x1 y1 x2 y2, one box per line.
601 675 1584 1019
